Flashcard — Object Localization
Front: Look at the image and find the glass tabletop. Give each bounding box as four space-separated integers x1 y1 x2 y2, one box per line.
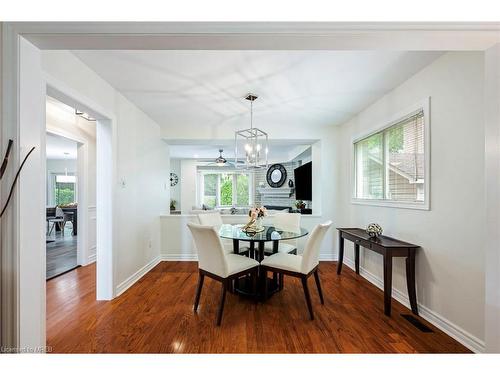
219 224 308 242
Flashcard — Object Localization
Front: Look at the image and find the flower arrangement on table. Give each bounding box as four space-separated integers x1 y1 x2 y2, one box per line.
242 206 267 233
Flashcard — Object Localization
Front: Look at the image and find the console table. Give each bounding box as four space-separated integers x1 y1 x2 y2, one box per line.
336 228 420 317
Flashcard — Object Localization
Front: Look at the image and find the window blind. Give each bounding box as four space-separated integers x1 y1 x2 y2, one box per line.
354 110 425 203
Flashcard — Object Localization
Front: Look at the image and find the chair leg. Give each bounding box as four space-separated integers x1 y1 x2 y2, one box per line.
314 269 324 305
252 269 258 303
193 272 205 312
48 222 54 235
301 276 314 320
263 269 268 300
216 281 227 326
279 273 284 291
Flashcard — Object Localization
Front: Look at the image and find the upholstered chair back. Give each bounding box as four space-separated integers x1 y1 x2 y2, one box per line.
187 222 228 277
273 212 301 232
300 221 332 274
197 211 224 229
55 206 65 218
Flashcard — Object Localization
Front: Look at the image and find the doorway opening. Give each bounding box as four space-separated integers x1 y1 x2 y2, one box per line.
44 95 98 281
45 131 80 279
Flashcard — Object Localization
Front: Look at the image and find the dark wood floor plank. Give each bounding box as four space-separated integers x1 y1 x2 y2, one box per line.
46 261 471 353
46 227 77 279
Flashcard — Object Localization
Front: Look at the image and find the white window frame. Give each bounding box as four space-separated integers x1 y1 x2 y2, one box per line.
351 97 430 210
198 170 254 208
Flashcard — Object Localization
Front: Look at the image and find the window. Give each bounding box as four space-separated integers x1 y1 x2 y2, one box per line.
199 171 252 208
54 174 77 205
353 106 428 208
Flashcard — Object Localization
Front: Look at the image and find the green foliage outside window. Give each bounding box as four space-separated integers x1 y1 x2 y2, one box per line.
387 124 404 153
220 174 233 205
236 174 249 205
55 183 75 205
203 174 217 208
202 172 250 207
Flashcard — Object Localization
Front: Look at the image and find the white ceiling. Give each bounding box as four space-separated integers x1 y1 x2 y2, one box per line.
46 133 78 160
72 50 442 133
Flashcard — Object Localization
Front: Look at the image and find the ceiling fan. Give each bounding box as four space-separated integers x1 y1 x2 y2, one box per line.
214 149 229 167
205 149 244 167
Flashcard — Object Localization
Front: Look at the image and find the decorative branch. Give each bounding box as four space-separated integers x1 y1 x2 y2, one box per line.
0 144 36 218
0 139 14 180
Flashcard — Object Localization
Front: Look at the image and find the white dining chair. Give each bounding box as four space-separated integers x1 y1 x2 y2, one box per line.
260 220 332 320
47 207 67 236
187 222 259 326
264 212 301 255
197 212 249 255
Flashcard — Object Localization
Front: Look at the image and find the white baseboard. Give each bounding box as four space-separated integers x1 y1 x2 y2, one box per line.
115 255 161 297
87 253 96 264
161 253 198 261
319 252 336 261
343 257 485 353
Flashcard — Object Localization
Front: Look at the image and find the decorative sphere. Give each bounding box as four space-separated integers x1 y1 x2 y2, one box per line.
366 223 383 238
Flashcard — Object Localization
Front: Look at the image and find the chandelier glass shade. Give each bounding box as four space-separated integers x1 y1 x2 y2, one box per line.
234 94 269 169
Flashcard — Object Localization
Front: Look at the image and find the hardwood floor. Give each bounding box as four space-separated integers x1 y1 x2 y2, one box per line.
46 227 78 279
46 261 471 353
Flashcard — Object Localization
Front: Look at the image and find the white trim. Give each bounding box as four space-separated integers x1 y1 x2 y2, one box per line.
342 257 485 353
319 253 337 261
350 97 431 210
46 127 86 145
87 252 96 265
351 199 430 211
115 256 161 297
161 254 198 261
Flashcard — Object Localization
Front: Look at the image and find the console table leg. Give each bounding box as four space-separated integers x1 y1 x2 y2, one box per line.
354 244 360 274
406 251 419 315
383 254 393 316
337 233 344 275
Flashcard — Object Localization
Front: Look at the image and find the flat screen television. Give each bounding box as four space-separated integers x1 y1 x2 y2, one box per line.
294 162 312 201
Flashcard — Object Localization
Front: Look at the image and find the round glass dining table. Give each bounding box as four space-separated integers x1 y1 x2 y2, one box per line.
219 224 309 299
219 224 309 261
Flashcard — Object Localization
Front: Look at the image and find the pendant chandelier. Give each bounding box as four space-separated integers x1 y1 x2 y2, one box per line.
234 94 269 169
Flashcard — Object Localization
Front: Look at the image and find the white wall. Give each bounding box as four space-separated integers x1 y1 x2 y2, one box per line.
170 159 181 210
336 52 485 351
484 44 500 353
41 50 169 293
180 159 197 214
18 37 46 353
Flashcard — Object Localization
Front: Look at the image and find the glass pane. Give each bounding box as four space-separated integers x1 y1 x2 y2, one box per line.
355 132 384 199
55 180 75 205
386 113 425 202
236 174 249 205
220 174 233 206
203 174 217 208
